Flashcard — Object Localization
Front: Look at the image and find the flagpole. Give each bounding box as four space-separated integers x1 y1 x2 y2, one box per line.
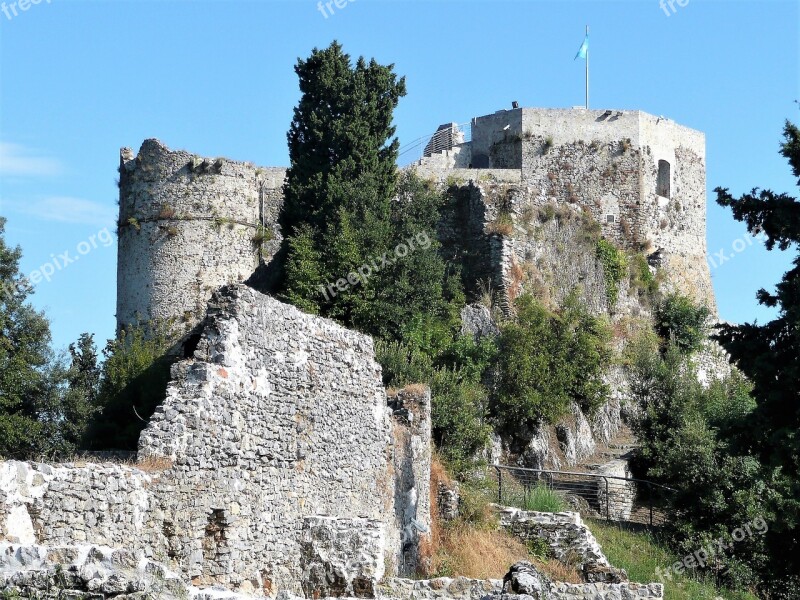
585 25 589 110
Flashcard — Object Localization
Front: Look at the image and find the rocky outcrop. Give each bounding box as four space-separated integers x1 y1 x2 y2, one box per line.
500 561 553 598
460 304 500 340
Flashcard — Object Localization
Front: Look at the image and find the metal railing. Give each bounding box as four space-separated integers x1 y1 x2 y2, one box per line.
494 464 675 527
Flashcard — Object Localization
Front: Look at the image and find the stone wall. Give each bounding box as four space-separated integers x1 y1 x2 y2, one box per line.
117 139 286 341
412 107 717 316
1 285 432 596
380 573 663 600
0 541 252 599
388 388 433 575
496 508 612 572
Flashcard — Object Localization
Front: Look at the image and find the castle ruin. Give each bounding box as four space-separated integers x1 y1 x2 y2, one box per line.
0 105 720 599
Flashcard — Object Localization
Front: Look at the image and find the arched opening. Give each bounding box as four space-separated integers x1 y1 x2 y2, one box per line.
657 160 671 198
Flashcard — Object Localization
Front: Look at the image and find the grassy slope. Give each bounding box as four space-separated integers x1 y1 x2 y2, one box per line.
587 520 759 600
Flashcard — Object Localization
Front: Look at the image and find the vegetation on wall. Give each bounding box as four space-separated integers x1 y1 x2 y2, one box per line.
595 238 628 307
655 293 710 354
492 292 612 442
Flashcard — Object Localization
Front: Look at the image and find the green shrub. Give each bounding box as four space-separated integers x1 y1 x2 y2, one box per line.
519 485 567 513
629 253 658 299
596 238 627 307
85 323 176 450
377 330 497 477
654 293 710 354
492 293 611 441
627 341 769 594
526 537 553 560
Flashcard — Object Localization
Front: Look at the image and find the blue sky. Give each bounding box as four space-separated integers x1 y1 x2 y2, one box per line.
0 0 798 351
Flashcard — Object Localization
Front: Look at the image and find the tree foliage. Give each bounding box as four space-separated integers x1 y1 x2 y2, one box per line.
85 324 175 451
0 217 60 458
492 293 612 443
654 293 710 354
596 238 627 306
711 119 800 596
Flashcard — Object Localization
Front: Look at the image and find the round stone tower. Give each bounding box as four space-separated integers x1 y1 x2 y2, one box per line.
116 139 285 341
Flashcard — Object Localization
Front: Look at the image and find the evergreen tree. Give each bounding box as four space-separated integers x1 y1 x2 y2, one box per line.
280 42 407 326
714 119 800 596
280 41 406 236
64 333 100 450
0 217 56 458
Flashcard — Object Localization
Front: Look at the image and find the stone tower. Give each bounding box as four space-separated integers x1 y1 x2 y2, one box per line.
413 107 716 314
116 139 285 341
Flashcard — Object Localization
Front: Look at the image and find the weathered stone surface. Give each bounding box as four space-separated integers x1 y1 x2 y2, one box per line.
502 561 553 598
1 286 431 595
437 480 460 522
301 517 385 598
413 107 717 317
0 542 252 599
117 139 286 340
388 388 433 575
460 304 499 340
496 508 620 577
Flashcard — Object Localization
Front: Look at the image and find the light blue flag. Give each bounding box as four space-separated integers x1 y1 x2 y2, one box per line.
575 34 589 60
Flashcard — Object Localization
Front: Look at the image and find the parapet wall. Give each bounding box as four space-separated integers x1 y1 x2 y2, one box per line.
1 286 432 596
117 139 286 339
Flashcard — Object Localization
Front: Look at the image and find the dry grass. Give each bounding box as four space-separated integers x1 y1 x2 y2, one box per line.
431 526 532 579
402 383 429 396
134 456 174 472
531 557 583 583
507 259 525 303
486 217 514 237
422 456 583 583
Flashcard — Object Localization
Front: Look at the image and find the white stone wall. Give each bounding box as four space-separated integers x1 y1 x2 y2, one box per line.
117 139 286 338
497 508 612 570
1 286 433 596
381 576 663 600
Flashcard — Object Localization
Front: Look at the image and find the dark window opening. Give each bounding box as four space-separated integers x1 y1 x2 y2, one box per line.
657 160 671 198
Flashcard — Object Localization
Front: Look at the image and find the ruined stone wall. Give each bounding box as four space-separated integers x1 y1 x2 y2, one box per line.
382 576 663 600
1 286 432 596
117 139 286 339
388 388 433 576
497 508 613 572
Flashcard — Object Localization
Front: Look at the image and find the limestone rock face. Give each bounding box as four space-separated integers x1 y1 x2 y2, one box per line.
460 304 499 340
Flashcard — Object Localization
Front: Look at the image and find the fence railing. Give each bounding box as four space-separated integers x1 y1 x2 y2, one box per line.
494 464 675 528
